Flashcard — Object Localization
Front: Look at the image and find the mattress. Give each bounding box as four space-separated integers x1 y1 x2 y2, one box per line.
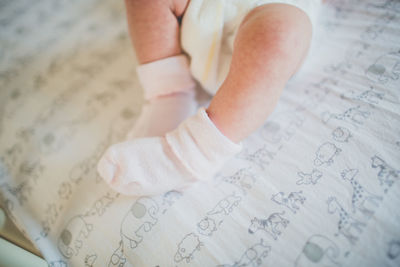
0 0 399 266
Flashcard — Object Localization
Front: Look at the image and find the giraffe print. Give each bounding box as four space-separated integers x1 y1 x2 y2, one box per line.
341 169 383 217
327 196 366 245
221 168 256 194
322 105 370 129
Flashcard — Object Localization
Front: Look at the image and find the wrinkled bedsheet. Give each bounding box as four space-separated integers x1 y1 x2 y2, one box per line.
0 0 399 266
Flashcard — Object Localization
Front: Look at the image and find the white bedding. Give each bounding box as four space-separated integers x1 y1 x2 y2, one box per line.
0 0 400 266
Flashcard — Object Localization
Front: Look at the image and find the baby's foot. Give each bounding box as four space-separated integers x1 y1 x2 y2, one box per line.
127 55 198 139
98 108 242 196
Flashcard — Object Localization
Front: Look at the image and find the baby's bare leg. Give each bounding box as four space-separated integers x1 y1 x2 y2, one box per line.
207 4 313 143
124 0 189 64
97 3 315 196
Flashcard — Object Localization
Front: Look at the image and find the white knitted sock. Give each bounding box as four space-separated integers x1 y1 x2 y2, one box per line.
127 55 198 139
97 108 242 196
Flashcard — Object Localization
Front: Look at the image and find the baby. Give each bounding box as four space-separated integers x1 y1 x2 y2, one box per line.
97 0 321 195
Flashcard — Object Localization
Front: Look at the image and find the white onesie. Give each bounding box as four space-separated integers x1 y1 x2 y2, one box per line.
180 0 322 95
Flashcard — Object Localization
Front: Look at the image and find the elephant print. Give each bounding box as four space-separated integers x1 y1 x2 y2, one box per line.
295 234 341 267
58 215 93 258
366 50 400 84
260 110 304 144
120 197 159 249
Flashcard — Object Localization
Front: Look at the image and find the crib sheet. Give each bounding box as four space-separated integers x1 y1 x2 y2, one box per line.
0 0 400 266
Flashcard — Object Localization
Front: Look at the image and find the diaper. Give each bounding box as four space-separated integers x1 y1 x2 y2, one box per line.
181 0 322 95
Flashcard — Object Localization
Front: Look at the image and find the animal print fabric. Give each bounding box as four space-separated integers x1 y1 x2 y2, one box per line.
0 0 399 266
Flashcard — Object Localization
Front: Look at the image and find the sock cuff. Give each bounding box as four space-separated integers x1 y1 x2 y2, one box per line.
165 107 242 180
137 54 196 100
192 107 242 154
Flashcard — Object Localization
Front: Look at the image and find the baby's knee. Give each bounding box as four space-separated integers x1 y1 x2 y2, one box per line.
239 3 313 54
243 3 312 32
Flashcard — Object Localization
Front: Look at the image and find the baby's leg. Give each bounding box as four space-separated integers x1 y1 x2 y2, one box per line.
125 0 188 64
98 3 314 196
207 3 312 143
124 0 197 138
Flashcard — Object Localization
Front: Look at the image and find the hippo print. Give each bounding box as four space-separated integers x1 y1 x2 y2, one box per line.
314 142 341 166
175 233 202 263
